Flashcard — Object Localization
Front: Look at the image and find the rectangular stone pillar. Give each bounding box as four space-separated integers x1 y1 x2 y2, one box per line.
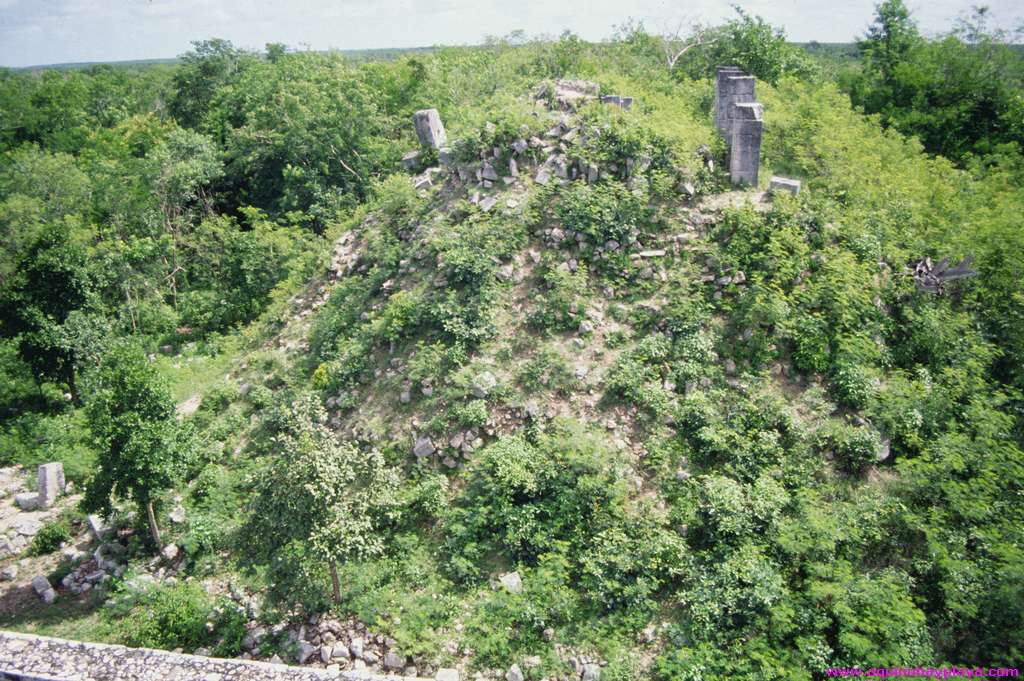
720 76 757 147
37 462 65 509
714 66 744 135
730 103 764 186
413 109 447 148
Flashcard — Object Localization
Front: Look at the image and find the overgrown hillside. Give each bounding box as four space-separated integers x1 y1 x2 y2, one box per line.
1 7 1023 680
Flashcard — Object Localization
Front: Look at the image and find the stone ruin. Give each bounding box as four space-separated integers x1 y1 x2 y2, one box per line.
714 66 763 187
401 78 799 207
399 81 643 207
714 66 803 193
13 461 65 511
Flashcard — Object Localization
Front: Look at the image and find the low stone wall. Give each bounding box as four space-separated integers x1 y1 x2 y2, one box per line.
0 632 426 681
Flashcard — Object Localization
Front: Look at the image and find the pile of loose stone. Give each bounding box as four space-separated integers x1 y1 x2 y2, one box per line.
225 612 455 680
403 79 652 211
0 462 71 579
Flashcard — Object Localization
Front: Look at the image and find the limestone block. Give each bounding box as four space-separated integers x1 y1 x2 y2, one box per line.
37 462 64 509
719 75 757 143
413 108 447 148
13 493 39 511
769 176 801 195
401 150 421 171
499 571 523 594
87 514 114 541
729 102 764 186
31 575 51 595
714 66 745 135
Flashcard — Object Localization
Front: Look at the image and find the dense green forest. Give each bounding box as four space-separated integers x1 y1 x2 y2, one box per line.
1 1 1022 678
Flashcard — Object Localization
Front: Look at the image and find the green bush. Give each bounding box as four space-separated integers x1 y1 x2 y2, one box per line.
817 421 882 474
531 259 590 332
29 520 72 556
119 581 214 650
516 348 580 396
449 399 488 428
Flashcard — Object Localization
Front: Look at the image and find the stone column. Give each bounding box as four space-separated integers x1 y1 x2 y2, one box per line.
413 108 447 148
37 462 65 509
720 76 757 147
730 102 764 186
714 66 744 135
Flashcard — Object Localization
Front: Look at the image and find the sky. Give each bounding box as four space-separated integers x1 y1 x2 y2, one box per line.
0 0 1021 68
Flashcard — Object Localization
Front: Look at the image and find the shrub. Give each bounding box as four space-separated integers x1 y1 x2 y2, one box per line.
444 422 631 584
817 421 882 474
555 181 650 250
119 581 214 650
516 348 579 395
531 259 590 332
449 399 488 428
29 520 72 556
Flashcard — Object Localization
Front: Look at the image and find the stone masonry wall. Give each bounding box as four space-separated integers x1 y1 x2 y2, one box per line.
0 632 428 681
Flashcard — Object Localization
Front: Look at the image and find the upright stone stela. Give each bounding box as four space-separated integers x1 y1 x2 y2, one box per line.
714 66 744 135
37 462 65 509
729 103 764 186
714 66 764 187
412 108 447 148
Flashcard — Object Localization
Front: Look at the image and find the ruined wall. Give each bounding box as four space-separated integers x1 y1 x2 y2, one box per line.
0 632 430 681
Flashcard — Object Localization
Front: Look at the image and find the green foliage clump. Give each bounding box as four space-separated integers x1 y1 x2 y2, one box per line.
243 392 400 605
28 520 72 556
445 421 684 616
816 421 882 474
605 334 673 418
82 341 194 548
530 257 590 332
113 578 246 656
449 399 488 428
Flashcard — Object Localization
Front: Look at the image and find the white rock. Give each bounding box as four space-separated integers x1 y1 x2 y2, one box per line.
42 588 58 604
384 651 405 670
506 664 524 681
169 506 186 524
413 437 436 459
470 371 497 398
436 669 460 681
15 517 42 536
161 543 180 561
88 514 114 541
498 571 523 594
0 565 17 581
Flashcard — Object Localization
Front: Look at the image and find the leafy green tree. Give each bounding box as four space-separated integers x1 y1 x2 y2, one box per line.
208 52 398 225
849 2 1024 161
673 8 815 83
244 392 399 603
148 127 222 309
169 39 250 129
0 222 98 399
83 342 194 549
859 0 920 87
